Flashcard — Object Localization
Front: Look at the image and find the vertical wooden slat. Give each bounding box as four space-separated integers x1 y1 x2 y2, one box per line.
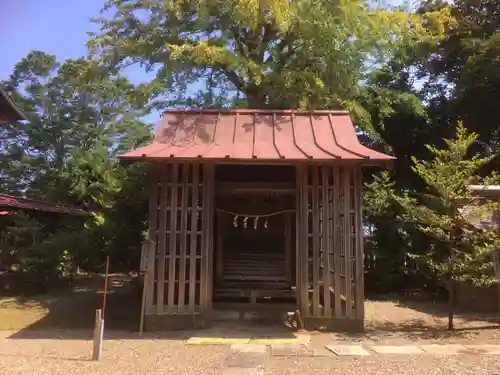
343 167 353 318
178 163 189 313
206 164 215 320
216 209 224 280
295 165 302 312
354 167 365 320
297 165 309 316
167 163 179 312
200 165 208 313
188 163 199 313
284 211 292 284
322 166 331 318
216 213 224 279
145 165 159 313
333 167 342 318
311 166 320 317
157 164 168 314
302 166 310 317
200 164 213 317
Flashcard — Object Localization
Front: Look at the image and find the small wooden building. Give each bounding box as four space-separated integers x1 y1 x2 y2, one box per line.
455 185 500 313
0 194 89 216
0 87 86 218
0 86 26 124
120 109 393 332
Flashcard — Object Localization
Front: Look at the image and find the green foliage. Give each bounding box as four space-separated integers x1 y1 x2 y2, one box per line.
395 122 500 288
0 51 152 285
89 0 452 133
0 51 152 201
3 0 500 308
364 171 397 219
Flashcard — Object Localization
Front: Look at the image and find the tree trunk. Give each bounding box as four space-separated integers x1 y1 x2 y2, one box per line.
447 280 455 330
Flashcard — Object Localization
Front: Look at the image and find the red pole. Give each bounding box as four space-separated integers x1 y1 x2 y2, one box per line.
102 255 110 319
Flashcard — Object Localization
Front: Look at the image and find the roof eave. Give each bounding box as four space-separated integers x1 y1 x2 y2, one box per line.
118 153 395 167
0 87 27 122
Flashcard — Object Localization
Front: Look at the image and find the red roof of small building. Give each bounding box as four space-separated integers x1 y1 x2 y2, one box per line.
119 109 394 163
0 194 89 216
0 87 27 123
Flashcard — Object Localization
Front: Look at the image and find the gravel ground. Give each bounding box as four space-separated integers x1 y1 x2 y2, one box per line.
0 332 500 375
265 356 500 375
2 277 500 374
0 335 227 375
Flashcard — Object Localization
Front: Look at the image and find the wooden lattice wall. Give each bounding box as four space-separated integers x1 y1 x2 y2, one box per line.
296 165 364 330
142 162 214 329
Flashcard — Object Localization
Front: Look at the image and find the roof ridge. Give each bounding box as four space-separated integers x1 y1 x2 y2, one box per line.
162 108 349 115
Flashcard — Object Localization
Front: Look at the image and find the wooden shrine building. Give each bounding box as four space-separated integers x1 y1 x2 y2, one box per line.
120 109 393 332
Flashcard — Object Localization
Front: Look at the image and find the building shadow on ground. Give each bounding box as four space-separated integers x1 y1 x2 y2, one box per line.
5 274 297 341
333 295 500 342
7 274 148 340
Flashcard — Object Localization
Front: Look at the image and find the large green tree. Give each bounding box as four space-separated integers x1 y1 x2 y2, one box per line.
395 123 500 329
89 0 453 134
356 0 500 299
0 51 153 280
0 51 151 202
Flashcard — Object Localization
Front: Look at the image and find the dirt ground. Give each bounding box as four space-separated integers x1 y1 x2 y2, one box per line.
0 274 499 345
2 275 500 374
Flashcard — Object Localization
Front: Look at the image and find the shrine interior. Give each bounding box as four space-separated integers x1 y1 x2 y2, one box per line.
213 164 297 314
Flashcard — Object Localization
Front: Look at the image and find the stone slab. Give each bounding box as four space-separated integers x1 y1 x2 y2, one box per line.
270 343 314 357
249 338 298 345
225 352 266 368
419 344 467 355
186 337 250 345
370 345 424 355
325 344 371 356
222 365 264 375
231 344 268 354
249 333 310 345
463 345 500 355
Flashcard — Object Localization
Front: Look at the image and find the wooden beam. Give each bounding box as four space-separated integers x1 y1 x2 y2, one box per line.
333 167 342 319
200 164 214 322
311 166 320 317
354 167 365 320
167 163 179 312
188 163 199 314
322 166 332 318
297 165 309 316
295 166 302 312
206 164 215 322
284 211 292 284
343 167 353 318
216 182 295 194
157 165 168 314
145 165 159 314
216 213 224 280
178 163 190 313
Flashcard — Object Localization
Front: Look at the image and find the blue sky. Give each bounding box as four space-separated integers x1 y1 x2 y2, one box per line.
0 0 103 78
0 0 160 121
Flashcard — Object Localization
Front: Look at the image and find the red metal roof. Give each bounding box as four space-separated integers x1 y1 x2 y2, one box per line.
119 109 394 163
0 194 89 216
0 87 26 124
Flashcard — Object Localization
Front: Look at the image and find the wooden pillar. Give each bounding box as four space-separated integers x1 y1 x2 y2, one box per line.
143 162 214 331
284 211 293 284
296 164 364 332
353 168 365 320
296 165 309 317
144 165 159 315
